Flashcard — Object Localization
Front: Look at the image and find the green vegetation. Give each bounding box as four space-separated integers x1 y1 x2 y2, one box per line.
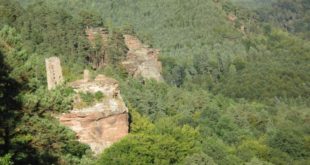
79 91 104 106
0 0 309 164
232 0 310 39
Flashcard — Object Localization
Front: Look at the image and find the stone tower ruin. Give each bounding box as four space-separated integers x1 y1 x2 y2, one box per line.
45 57 64 90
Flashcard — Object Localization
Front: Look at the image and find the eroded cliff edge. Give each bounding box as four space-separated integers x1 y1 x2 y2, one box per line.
122 34 164 82
85 27 164 82
58 74 129 155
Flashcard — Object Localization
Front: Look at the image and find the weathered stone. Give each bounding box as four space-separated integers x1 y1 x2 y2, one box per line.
122 35 164 82
85 27 109 46
83 69 90 82
85 28 164 82
227 13 237 22
59 74 128 154
70 74 120 98
45 57 64 90
123 34 145 50
60 112 128 154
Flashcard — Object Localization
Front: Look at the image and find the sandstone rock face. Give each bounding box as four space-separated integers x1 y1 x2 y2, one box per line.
59 111 128 154
85 27 109 46
85 28 164 82
122 35 164 82
59 75 128 154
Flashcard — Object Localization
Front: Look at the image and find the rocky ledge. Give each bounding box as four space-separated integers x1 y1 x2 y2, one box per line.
59 74 128 154
122 34 164 82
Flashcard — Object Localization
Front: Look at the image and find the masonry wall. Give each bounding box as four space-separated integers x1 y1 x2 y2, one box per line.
45 57 64 90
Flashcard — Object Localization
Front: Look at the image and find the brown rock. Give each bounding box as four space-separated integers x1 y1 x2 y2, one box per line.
124 34 144 50
122 35 164 82
60 112 129 154
227 13 237 22
59 75 129 154
85 27 109 46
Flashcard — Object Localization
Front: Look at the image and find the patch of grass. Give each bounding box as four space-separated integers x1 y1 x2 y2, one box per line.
79 91 104 106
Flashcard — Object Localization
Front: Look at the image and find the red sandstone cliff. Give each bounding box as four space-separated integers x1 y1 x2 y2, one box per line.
58 74 128 154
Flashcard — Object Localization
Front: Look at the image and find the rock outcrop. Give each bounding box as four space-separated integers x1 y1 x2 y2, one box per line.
122 35 164 82
227 13 237 22
59 74 128 154
85 27 109 46
85 27 164 82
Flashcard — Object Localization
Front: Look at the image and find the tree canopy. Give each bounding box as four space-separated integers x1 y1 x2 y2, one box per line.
0 0 309 164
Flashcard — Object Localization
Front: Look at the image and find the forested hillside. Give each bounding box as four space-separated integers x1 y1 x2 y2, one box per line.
0 0 309 164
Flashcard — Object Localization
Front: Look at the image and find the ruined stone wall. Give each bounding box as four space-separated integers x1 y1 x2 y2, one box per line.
45 57 64 90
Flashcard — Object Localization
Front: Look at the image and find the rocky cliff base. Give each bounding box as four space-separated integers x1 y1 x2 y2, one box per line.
58 74 129 154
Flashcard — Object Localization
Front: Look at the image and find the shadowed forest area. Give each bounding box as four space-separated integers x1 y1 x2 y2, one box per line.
0 0 309 164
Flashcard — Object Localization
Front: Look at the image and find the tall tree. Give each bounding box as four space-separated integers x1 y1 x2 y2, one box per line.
0 50 21 158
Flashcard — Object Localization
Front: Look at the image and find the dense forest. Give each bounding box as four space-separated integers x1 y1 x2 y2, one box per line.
0 0 309 164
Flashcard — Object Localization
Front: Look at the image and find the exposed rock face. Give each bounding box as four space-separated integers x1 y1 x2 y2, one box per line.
59 111 128 154
85 27 109 46
85 27 164 82
227 13 237 22
122 35 164 82
45 57 64 90
59 74 129 154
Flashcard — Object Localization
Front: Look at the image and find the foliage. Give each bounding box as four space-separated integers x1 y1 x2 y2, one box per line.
98 123 200 165
216 29 310 100
0 0 309 164
12 115 90 164
182 152 217 165
0 48 22 164
129 109 155 134
21 86 75 114
79 91 104 106
86 28 127 69
0 154 13 165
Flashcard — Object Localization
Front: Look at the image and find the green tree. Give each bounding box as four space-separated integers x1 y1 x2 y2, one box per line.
0 49 22 161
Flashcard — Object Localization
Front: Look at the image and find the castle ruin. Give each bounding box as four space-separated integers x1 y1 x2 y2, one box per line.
45 57 64 90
